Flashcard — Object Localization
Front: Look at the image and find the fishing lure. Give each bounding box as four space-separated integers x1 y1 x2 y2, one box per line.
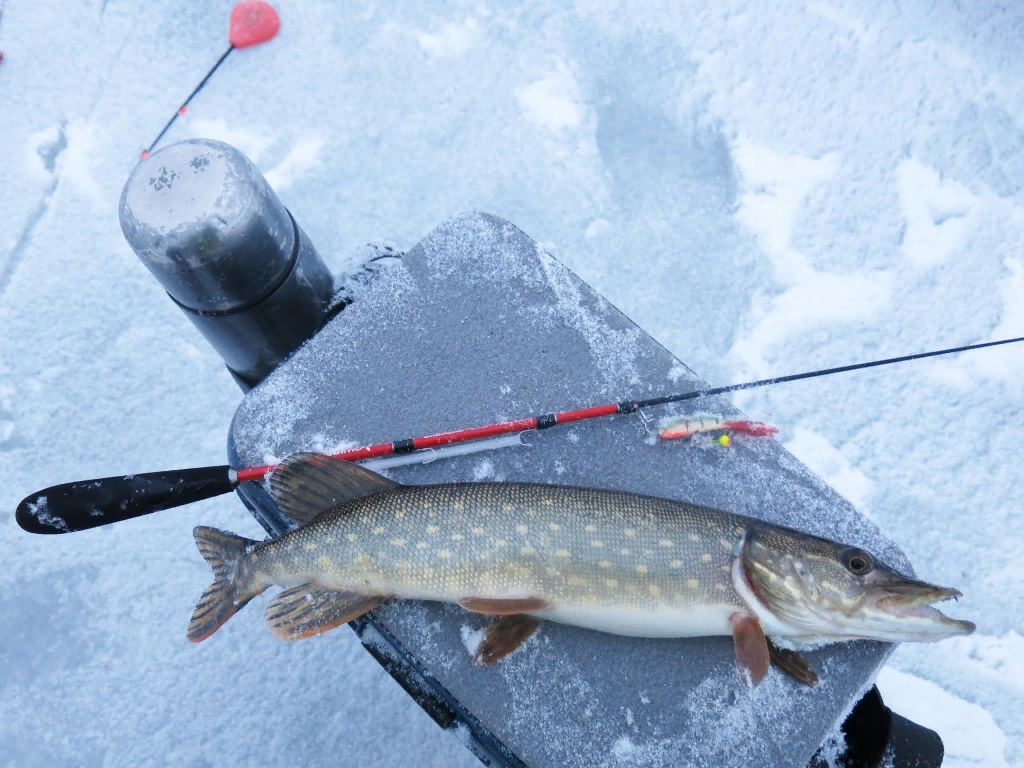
659 417 778 444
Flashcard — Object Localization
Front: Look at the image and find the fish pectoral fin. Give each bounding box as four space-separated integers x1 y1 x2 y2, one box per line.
766 638 818 687
269 452 401 524
474 614 542 665
266 583 387 640
458 596 551 615
730 612 770 689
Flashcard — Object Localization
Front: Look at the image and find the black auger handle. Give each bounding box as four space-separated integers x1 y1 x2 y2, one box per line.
16 465 237 534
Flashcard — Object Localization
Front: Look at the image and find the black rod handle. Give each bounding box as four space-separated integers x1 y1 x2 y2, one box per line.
16 466 236 534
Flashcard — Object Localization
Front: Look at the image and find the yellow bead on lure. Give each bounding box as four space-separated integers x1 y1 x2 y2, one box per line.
188 453 974 687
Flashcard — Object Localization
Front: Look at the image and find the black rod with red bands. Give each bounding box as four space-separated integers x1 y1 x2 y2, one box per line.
16 334 1024 534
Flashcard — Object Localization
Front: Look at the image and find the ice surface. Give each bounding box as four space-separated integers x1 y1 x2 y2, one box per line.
1 0 1022 766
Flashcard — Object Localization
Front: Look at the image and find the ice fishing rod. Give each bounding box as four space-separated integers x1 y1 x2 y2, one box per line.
139 1 280 160
15 335 1024 535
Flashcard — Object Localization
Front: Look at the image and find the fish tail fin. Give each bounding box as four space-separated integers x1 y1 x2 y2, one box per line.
187 526 260 643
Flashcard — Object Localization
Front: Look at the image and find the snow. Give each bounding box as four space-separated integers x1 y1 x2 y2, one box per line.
1 1 1022 766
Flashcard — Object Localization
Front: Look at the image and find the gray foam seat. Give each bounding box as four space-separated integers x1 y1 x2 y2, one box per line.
229 212 905 767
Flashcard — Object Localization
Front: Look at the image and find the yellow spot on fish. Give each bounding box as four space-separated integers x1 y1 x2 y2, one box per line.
688 533 700 542
605 578 619 588
325 535 335 544
471 527 484 535
373 526 385 535
715 584 727 592
720 538 731 550
516 524 528 534
395 510 405 520
546 567 559 577
585 524 597 533
390 538 407 547
568 575 586 586
452 534 465 541
480 551 491 561
620 548 630 556
427 525 440 534
659 539 673 547
670 560 683 568
417 541 428 549
347 534 358 542
720 565 731 574
599 560 612 569
687 579 700 589
454 501 465 511
355 555 372 565
304 542 317 552
701 553 713 563
648 585 661 597
549 523 561 531
543 499 554 506
625 529 636 537
555 549 571 558
590 540 604 548
521 546 535 555
494 539 507 548
635 565 649 574
398 560 411 569
317 556 332 569
438 549 452 559
518 566 533 578
503 503 516 513
674 593 686 601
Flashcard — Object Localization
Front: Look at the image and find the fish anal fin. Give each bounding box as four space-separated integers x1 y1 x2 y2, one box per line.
269 452 401 524
458 596 550 615
474 614 542 665
265 583 387 641
730 612 770 688
767 638 818 687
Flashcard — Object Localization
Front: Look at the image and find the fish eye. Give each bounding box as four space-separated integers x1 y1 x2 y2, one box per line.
843 549 873 575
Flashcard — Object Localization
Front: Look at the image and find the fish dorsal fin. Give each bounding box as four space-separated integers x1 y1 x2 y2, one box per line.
269 452 401 524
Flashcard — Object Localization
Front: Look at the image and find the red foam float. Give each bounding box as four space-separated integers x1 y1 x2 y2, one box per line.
229 1 280 49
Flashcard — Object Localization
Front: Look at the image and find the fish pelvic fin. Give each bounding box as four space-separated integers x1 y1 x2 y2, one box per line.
730 612 770 689
265 583 387 640
458 596 551 615
187 526 260 643
474 614 542 665
269 452 401 524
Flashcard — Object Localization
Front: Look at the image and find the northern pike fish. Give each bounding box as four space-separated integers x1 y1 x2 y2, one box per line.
189 453 974 686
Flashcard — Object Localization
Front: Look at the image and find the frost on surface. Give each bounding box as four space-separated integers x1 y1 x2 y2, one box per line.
3 1 1022 766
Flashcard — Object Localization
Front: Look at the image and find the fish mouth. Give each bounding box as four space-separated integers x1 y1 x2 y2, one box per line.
870 580 976 639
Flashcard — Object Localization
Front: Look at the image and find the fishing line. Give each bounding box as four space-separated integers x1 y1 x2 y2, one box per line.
141 46 235 160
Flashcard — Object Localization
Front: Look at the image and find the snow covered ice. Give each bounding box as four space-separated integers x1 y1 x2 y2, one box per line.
1 1 1022 766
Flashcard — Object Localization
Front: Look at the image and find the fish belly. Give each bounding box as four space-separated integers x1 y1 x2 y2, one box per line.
536 603 738 638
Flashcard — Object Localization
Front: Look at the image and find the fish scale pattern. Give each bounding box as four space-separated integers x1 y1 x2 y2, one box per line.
248 483 751 619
